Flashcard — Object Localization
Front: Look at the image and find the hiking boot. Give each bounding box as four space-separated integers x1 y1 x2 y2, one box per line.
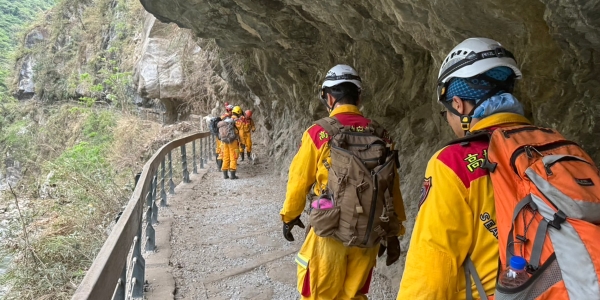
240 152 245 161
247 151 252 161
230 171 238 180
223 171 229 179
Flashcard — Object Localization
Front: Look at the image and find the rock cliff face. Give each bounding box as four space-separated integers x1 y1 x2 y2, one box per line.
133 11 243 124
14 28 48 100
134 14 189 121
139 0 600 287
12 0 145 105
133 13 228 123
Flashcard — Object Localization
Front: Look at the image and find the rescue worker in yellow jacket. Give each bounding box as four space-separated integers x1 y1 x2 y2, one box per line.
397 38 531 300
235 109 245 160
215 103 233 169
281 65 407 300
220 106 240 179
237 110 256 161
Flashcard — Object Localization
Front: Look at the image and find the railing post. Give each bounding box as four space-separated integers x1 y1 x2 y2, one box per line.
72 133 221 300
212 135 216 161
111 264 126 300
208 135 213 160
134 172 141 188
206 137 209 167
160 159 167 207
192 140 198 174
130 233 145 297
151 175 158 225
168 151 175 194
145 187 156 252
181 145 191 183
145 208 156 252
200 137 205 169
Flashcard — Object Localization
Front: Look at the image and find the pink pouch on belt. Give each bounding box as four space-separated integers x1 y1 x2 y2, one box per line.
311 198 334 210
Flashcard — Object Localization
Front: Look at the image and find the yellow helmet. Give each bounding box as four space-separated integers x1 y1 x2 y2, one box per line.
232 106 243 115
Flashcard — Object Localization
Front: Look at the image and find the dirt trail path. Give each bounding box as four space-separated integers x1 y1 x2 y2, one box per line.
166 145 397 299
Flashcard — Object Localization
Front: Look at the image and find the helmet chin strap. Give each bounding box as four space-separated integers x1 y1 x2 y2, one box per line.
442 101 473 134
320 97 331 112
321 92 348 112
443 84 506 135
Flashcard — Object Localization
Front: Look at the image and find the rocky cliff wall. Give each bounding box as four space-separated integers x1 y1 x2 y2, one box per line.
133 13 232 123
139 0 600 286
13 0 145 105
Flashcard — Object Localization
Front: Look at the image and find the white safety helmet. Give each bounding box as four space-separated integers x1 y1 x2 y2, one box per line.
321 64 362 91
437 38 522 102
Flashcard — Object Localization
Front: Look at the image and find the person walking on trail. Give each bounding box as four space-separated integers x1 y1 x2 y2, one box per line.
398 37 600 300
398 37 528 300
218 105 240 179
280 64 407 300
215 103 234 170
235 107 246 161
237 109 256 162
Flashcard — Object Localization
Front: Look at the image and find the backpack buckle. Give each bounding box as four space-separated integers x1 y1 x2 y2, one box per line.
373 225 386 237
481 158 497 173
357 181 368 192
338 175 346 185
549 210 567 229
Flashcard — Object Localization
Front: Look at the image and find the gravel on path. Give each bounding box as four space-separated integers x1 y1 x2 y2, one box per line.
169 145 397 299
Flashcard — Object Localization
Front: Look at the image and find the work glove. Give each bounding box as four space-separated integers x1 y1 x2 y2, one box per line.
283 216 305 241
378 236 401 266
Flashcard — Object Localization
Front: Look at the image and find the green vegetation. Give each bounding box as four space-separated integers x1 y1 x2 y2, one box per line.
22 0 142 105
0 0 55 91
0 0 151 298
0 102 162 299
0 105 118 299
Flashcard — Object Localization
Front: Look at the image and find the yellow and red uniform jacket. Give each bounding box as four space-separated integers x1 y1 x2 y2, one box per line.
398 113 531 300
221 112 232 119
237 116 255 134
280 105 406 235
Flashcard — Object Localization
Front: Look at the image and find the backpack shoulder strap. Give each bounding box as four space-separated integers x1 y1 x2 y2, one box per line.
314 117 344 136
447 130 492 147
231 121 239 134
447 129 498 172
368 119 386 138
464 256 489 300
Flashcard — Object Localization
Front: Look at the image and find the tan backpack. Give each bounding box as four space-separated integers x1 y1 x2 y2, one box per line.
308 117 400 248
217 118 238 143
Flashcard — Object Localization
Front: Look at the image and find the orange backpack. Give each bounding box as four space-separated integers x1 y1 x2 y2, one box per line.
455 125 600 300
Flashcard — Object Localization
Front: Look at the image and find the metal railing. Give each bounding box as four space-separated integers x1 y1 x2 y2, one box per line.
72 131 216 300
